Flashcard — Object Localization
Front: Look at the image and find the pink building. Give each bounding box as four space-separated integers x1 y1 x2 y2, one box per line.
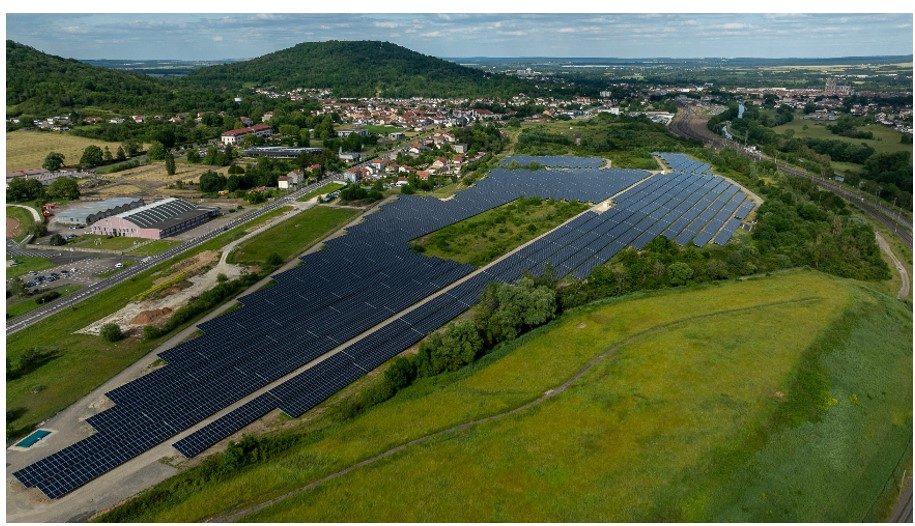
90 198 217 239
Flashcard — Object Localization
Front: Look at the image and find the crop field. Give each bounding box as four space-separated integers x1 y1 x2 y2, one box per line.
412 197 589 266
6 131 124 172
98 270 912 522
773 119 912 157
227 206 361 266
6 206 37 241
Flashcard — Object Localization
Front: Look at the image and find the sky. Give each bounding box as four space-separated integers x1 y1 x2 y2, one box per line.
6 13 913 60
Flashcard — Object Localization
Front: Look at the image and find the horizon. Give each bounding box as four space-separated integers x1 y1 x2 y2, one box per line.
7 13 913 61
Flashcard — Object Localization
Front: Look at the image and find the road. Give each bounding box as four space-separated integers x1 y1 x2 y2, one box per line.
876 233 911 299
670 104 912 247
5 177 340 335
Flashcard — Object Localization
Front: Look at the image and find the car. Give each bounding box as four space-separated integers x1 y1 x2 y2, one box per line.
114 263 124 268
70 268 76 272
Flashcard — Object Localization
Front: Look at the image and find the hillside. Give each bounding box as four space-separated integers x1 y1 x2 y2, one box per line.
6 41 175 117
182 40 530 98
98 270 912 522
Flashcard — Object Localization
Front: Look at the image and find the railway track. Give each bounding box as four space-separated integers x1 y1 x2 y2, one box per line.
670 104 912 247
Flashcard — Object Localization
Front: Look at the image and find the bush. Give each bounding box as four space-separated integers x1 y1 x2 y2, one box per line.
35 290 61 304
100 323 124 342
667 262 694 286
265 253 284 267
48 233 66 246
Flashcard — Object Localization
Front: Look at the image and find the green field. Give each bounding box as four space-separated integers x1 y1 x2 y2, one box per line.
6 255 55 280
227 206 361 266
99 270 911 522
67 234 149 252
6 205 37 242
6 284 82 319
412 197 589 266
298 182 346 202
364 124 406 135
124 239 182 257
773 119 913 157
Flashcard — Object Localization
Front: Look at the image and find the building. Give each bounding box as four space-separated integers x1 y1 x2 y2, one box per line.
336 128 369 138
221 124 273 145
56 197 145 226
6 169 81 186
89 198 218 239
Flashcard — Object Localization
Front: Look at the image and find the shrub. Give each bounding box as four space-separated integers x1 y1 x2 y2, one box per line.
100 323 124 342
35 290 61 304
48 233 66 246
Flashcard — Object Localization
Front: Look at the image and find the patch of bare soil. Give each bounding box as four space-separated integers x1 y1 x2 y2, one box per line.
130 307 174 326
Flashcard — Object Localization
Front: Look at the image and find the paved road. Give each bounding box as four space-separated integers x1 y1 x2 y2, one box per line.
889 473 913 523
670 104 912 247
5 177 340 335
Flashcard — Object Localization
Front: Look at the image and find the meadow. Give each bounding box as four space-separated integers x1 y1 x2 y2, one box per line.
773 119 912 158
6 131 124 172
297 182 346 202
227 206 360 266
98 270 911 522
412 197 589 266
6 205 37 242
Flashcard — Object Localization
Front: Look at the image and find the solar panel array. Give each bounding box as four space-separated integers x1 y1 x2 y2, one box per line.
14 154 756 499
499 155 606 169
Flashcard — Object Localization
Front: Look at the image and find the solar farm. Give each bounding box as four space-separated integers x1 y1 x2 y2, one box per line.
13 153 758 500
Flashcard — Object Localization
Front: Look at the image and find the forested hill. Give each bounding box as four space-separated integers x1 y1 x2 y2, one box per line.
6 41 176 116
182 40 531 98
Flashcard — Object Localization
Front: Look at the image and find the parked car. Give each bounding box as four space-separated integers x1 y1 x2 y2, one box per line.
114 263 124 268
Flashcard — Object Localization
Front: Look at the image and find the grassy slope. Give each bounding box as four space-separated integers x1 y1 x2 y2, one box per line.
7 204 307 439
773 119 912 157
100 270 911 522
227 206 360 266
6 131 124 172
412 198 589 267
248 272 911 522
6 205 37 241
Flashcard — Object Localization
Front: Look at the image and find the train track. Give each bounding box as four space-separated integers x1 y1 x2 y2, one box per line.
670 104 912 247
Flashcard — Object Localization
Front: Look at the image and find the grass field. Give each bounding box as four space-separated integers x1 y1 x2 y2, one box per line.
6 284 82 319
6 206 37 242
412 197 589 266
6 255 55 280
364 124 406 135
6 131 125 172
99 270 910 522
773 119 913 157
4 205 307 440
227 206 360 266
87 162 220 199
67 234 148 252
124 239 183 257
298 182 346 202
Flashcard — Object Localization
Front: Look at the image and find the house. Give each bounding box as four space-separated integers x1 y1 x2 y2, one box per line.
451 143 468 154
337 128 369 138
286 169 305 186
221 124 273 145
399 165 417 175
369 158 387 172
261 112 274 122
417 170 431 181
338 151 362 162
278 175 290 189
388 131 406 141
240 116 254 126
430 158 447 170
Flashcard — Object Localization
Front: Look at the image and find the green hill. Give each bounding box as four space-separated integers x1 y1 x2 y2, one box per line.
182 40 529 98
6 40 174 117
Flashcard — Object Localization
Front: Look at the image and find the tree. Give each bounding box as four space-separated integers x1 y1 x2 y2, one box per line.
147 141 167 161
100 323 124 342
79 145 104 168
48 233 66 246
266 252 284 266
8 277 25 297
42 152 65 172
186 148 201 164
667 262 694 286
46 177 80 200
165 152 176 175
401 184 415 195
383 357 416 390
122 139 141 157
115 145 127 162
103 146 113 163
198 170 227 193
6 177 44 202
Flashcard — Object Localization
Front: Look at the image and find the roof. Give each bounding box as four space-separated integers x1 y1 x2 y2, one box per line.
117 198 214 230
222 124 272 137
58 197 144 221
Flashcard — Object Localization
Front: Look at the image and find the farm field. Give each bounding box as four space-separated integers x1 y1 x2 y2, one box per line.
227 206 361 266
6 255 55 279
84 162 222 199
6 205 38 241
6 130 123 172
412 197 589 266
98 270 911 522
298 182 346 202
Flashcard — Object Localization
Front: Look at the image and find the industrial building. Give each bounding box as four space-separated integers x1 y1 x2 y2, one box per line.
56 197 145 226
242 146 323 158
89 198 218 239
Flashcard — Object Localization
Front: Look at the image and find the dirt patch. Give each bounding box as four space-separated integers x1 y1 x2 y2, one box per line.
7 216 21 239
165 250 219 279
131 308 174 326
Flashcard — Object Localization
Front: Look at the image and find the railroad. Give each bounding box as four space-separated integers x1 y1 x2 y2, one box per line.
5 177 341 335
670 103 913 247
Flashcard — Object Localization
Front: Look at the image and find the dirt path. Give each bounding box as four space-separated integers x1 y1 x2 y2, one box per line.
208 296 822 523
8 203 42 222
876 232 910 299
7 216 21 239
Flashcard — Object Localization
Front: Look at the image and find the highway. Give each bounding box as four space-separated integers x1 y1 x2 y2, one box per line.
670 103 913 247
6 177 339 335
